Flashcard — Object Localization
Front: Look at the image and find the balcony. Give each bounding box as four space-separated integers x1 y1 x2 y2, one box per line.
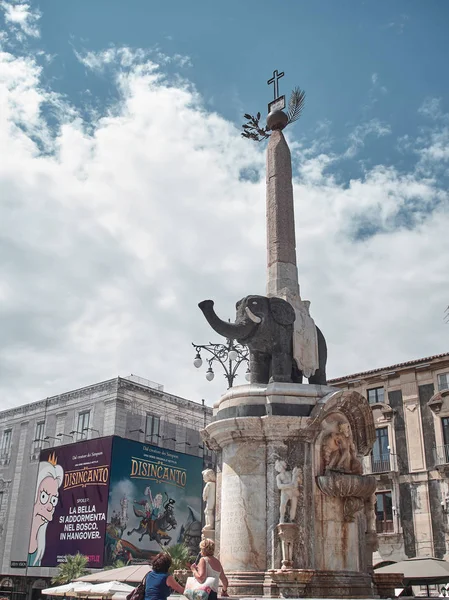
376 520 394 534
371 454 396 474
434 444 449 466
0 452 11 466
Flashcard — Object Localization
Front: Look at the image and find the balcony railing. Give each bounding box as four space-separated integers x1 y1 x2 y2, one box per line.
434 444 449 466
0 451 11 465
376 520 394 533
371 456 393 473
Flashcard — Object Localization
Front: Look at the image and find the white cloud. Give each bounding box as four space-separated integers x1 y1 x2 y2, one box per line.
344 118 391 158
382 14 409 35
418 97 443 120
370 73 388 94
74 46 192 74
418 129 449 166
0 0 41 39
413 99 449 175
0 45 448 409
75 47 153 72
364 73 388 114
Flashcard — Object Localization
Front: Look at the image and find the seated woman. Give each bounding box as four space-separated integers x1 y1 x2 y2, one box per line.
190 539 228 600
145 552 184 600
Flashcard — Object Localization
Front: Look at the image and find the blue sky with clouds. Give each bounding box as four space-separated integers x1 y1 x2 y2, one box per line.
34 1 448 150
0 0 448 406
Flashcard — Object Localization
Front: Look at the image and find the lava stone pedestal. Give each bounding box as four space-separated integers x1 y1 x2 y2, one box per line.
202 383 377 598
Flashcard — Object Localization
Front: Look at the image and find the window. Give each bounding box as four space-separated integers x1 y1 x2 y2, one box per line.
371 427 390 473
367 387 385 405
145 414 160 444
0 430 12 456
438 373 449 392
33 421 45 453
0 491 3 511
441 418 449 463
376 491 393 533
443 418 449 446
76 411 90 440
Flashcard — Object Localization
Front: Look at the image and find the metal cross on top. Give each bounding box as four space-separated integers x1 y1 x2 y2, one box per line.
267 69 284 100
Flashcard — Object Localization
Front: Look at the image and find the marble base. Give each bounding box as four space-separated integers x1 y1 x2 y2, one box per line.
265 568 315 598
202 385 377 599
226 571 266 597
212 382 337 420
304 570 374 599
227 569 375 598
372 572 404 599
202 528 215 542
276 523 298 570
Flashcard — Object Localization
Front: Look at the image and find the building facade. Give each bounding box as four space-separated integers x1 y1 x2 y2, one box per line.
0 375 213 600
329 352 449 567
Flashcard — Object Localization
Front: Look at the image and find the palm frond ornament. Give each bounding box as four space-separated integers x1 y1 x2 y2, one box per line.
286 87 306 125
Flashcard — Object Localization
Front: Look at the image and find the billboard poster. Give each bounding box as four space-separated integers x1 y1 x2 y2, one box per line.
105 438 203 565
28 437 113 569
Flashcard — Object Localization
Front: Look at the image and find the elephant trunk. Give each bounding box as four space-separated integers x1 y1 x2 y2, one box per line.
198 300 255 340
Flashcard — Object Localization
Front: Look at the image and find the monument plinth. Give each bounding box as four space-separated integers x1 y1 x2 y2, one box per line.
202 385 376 597
199 74 377 598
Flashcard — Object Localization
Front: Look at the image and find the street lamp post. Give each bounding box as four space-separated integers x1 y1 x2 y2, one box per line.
192 339 250 388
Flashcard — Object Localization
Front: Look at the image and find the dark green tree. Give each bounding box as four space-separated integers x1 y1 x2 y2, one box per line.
51 553 89 584
165 543 191 573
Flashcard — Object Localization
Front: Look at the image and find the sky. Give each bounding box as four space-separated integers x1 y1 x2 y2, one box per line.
0 0 448 408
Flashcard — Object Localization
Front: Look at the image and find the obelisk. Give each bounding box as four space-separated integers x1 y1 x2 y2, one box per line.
265 108 321 382
266 110 300 300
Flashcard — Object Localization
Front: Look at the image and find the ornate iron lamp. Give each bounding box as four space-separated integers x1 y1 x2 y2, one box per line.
192 339 250 388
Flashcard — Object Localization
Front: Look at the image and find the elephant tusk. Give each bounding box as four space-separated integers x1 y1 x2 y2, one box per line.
245 306 262 324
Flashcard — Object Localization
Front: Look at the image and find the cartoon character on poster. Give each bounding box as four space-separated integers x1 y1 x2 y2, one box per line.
109 495 129 538
28 453 64 566
128 486 176 545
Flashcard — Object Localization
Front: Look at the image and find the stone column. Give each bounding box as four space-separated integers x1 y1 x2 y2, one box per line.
203 417 270 596
206 419 267 575
266 127 300 299
221 439 267 571
213 454 222 555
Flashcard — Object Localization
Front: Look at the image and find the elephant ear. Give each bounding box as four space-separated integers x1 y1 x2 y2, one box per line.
269 297 296 325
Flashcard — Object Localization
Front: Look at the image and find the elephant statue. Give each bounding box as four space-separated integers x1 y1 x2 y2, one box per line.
198 295 327 385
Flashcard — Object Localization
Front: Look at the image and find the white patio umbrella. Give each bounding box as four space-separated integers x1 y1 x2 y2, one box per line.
375 557 449 584
78 581 135 597
42 583 73 596
42 582 93 596
76 565 151 584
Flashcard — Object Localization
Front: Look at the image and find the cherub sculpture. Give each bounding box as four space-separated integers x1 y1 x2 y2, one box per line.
275 460 302 524
202 469 216 531
322 422 363 475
